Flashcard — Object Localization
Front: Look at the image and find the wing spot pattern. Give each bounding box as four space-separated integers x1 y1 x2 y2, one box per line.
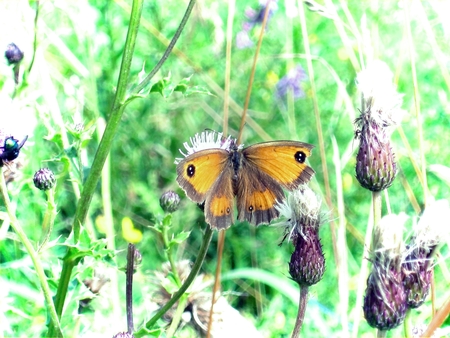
295 151 306 163
187 164 195 177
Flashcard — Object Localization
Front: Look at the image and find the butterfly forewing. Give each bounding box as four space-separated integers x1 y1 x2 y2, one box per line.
176 149 229 203
242 141 315 190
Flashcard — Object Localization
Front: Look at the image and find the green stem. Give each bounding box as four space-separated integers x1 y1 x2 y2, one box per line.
372 191 382 248
0 169 62 337
166 295 189 338
403 309 412 338
49 1 144 335
72 0 143 241
132 0 197 95
38 187 57 252
136 226 214 336
162 217 182 286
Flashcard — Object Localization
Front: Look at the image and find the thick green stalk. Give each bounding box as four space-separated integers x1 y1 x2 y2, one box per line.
0 169 62 337
48 1 144 336
72 0 143 241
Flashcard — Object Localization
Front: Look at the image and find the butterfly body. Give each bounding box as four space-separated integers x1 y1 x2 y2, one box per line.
176 140 314 230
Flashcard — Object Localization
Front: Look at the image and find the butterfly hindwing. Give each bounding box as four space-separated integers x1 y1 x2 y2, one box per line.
204 164 235 230
176 149 229 203
242 141 315 190
236 160 284 226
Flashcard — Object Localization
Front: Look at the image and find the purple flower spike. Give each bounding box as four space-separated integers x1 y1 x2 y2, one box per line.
276 65 308 100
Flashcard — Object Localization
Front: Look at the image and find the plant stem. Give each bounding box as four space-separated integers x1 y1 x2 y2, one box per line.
49 1 144 335
162 216 182 286
0 169 62 337
126 244 136 333
137 226 214 336
372 191 382 248
291 286 309 338
72 0 143 241
132 0 197 95
38 187 57 252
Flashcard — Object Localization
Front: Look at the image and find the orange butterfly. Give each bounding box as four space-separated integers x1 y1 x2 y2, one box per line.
176 132 315 230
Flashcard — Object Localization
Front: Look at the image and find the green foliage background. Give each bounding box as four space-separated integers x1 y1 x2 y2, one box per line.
1 0 449 337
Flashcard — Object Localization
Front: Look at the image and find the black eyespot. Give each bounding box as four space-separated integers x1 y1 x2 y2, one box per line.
248 205 254 212
226 207 231 214
187 164 195 177
294 151 306 163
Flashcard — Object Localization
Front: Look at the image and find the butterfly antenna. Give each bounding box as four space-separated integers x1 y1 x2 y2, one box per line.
237 0 273 145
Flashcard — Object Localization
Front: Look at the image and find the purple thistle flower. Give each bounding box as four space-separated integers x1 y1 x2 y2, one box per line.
276 65 308 100
236 30 254 49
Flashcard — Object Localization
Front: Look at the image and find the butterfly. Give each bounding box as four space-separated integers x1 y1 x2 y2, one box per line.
176 135 315 230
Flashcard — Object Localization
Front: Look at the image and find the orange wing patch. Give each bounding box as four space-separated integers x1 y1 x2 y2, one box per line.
176 149 229 203
243 141 315 189
204 165 235 230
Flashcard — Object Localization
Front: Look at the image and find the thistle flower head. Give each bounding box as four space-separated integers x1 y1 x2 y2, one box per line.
403 199 450 308
33 168 56 191
355 61 404 192
159 190 181 213
5 43 24 65
174 130 238 164
363 213 408 330
276 185 325 287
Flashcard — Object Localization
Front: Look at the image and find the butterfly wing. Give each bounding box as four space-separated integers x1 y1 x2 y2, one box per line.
204 164 235 230
236 162 284 226
176 149 230 203
242 141 315 190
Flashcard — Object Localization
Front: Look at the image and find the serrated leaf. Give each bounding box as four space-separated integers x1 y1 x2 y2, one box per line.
150 73 172 97
168 231 191 247
161 273 180 294
184 85 214 96
162 214 172 227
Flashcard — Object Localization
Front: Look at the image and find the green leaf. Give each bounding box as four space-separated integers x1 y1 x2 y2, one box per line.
168 231 191 247
183 85 214 96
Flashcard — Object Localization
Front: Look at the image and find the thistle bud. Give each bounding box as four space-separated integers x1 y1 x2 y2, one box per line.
289 225 325 286
5 43 24 65
355 116 397 191
160 190 180 213
403 246 432 308
354 61 404 192
276 186 325 287
402 199 450 308
363 214 407 330
33 168 56 191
